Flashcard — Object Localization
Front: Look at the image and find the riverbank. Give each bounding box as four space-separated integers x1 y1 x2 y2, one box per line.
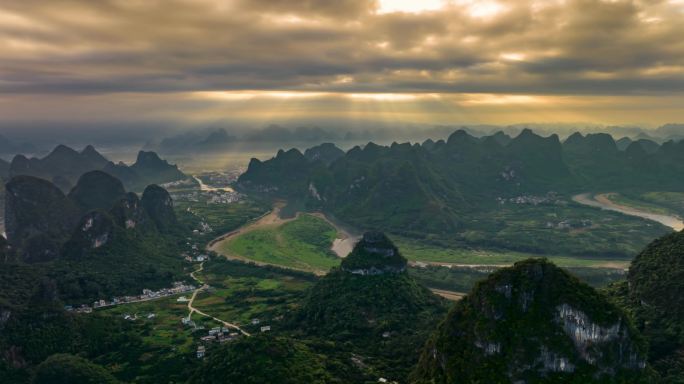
573 193 684 231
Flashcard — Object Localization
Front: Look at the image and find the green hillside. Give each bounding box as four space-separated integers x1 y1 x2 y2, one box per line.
412 259 653 383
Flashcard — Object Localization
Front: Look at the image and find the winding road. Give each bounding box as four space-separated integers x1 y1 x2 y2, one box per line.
186 261 251 336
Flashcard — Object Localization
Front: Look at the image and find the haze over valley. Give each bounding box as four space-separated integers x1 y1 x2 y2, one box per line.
2 1 684 383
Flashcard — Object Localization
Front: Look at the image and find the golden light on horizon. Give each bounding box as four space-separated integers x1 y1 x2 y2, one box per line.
377 0 447 14
0 0 683 129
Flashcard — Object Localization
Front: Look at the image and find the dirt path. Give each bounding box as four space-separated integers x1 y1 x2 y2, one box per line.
186 261 251 336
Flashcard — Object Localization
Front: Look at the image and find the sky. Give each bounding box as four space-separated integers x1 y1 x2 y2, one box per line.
1 0 684 137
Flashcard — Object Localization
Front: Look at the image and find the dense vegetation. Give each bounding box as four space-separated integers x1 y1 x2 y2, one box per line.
412 259 653 384
3 133 684 383
238 129 679 259
32 354 119 384
175 196 270 247
2 172 190 305
291 233 448 381
190 335 333 384
604 230 684 383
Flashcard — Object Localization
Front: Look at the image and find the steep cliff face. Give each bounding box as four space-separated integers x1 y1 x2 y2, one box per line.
141 184 177 232
67 170 126 213
63 211 116 258
4 176 80 262
412 259 651 384
109 192 153 232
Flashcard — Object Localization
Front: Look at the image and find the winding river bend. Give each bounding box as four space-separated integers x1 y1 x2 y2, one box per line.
207 203 360 263
572 193 684 231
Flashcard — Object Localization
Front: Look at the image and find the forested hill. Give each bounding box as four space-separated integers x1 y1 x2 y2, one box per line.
237 129 684 239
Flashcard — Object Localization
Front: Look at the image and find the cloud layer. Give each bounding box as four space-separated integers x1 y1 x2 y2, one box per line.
1 0 683 126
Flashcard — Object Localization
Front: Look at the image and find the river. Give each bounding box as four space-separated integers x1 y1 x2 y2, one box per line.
572 193 684 231
193 176 234 192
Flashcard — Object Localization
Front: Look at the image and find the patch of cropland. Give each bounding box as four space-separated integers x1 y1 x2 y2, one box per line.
237 129 681 260
395 236 634 269
175 194 270 247
615 191 684 218
409 264 626 296
219 214 341 273
192 258 317 333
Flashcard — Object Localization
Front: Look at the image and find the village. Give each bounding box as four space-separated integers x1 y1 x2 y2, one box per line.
188 317 273 359
170 189 243 205
496 192 562 206
65 281 197 314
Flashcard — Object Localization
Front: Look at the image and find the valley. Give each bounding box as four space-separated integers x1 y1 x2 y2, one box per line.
5 2 684 381
3 132 684 383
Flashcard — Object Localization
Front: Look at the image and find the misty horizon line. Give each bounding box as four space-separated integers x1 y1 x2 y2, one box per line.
3 124 683 163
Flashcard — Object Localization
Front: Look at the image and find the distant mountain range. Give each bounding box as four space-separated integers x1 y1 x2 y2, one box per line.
238 129 684 243
8 145 188 192
139 123 684 155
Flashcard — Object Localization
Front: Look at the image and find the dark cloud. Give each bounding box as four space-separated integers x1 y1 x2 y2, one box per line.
0 0 682 96
0 0 683 128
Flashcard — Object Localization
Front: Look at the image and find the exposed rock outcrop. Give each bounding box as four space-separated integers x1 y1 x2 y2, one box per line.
412 259 650 384
63 211 116 258
109 192 153 232
340 231 407 275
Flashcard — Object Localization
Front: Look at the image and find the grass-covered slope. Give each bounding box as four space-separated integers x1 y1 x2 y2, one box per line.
412 259 653 384
222 214 340 273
